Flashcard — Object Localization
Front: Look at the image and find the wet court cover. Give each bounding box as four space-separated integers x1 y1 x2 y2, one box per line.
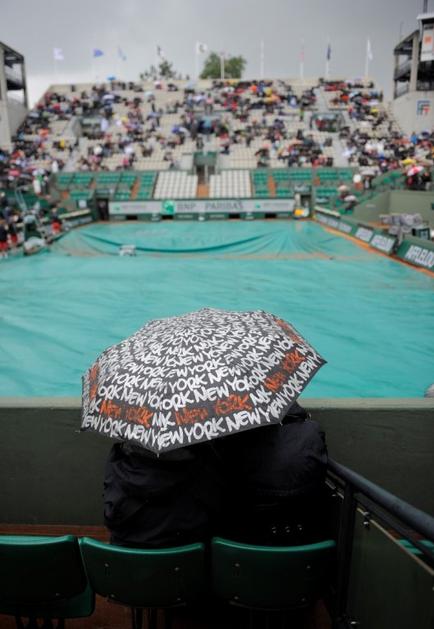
0 220 433 397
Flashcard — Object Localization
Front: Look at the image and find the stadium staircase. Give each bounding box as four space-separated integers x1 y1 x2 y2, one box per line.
196 182 209 198
331 138 349 167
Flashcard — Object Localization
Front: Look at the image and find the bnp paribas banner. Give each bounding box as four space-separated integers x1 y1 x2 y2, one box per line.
109 198 295 216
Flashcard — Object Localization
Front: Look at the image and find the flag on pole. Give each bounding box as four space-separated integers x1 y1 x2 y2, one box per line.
93 49 104 58
366 38 373 61
196 42 208 54
156 45 165 59
53 48 64 61
117 46 127 61
326 43 332 61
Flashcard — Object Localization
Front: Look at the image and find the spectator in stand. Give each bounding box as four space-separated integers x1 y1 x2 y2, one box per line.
0 220 9 259
8 219 18 248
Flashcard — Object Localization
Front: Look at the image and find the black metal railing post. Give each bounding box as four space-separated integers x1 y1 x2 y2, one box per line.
334 482 356 627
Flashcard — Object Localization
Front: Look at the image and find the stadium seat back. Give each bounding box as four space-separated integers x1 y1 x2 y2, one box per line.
211 537 335 611
0 534 94 620
80 537 206 609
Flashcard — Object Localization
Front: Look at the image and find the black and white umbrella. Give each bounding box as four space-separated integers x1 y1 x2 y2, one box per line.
81 308 326 453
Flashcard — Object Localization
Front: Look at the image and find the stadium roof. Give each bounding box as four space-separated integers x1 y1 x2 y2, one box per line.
0 41 24 66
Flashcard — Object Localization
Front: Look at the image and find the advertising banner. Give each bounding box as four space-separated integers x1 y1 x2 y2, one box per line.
421 24 434 62
315 210 357 235
109 198 295 217
354 226 374 243
370 232 396 254
398 242 434 271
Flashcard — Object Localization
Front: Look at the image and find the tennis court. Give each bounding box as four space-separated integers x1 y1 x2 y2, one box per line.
1 220 433 397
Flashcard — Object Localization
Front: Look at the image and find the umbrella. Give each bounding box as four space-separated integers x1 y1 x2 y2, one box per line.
402 158 415 166
407 165 424 177
360 167 376 177
81 308 326 454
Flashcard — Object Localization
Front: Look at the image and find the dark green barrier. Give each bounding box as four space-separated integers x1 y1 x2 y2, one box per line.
315 208 357 235
396 236 434 271
315 209 434 269
0 398 433 525
369 230 397 255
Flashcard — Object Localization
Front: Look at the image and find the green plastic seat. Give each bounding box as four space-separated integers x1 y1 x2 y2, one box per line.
211 537 335 611
80 537 206 629
0 535 94 627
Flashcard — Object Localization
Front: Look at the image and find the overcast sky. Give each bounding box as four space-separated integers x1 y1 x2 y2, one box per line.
0 0 423 105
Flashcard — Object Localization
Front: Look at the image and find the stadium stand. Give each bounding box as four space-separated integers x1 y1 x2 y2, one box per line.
0 76 433 250
209 169 251 198
154 171 198 199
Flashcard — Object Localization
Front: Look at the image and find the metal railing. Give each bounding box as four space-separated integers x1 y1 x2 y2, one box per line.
327 459 434 628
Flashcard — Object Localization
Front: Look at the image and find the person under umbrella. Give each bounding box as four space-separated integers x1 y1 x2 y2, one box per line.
81 308 327 548
213 400 328 546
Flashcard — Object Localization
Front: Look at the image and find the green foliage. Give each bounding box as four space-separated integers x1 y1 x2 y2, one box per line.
140 60 178 80
200 52 247 79
158 59 176 79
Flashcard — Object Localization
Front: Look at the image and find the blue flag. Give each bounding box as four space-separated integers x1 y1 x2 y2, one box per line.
93 49 104 58
107 75 116 81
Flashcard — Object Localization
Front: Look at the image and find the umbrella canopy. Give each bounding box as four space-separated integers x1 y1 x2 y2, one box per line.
407 165 424 177
81 308 325 453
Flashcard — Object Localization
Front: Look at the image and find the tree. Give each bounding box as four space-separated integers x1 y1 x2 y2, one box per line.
140 59 177 81
200 52 246 79
158 59 176 79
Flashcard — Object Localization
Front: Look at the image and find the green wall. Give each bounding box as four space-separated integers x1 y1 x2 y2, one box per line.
389 190 434 227
353 191 389 222
0 398 433 525
354 190 434 228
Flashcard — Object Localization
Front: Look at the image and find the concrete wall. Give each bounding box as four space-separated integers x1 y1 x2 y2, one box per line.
0 398 433 526
354 190 434 227
391 90 434 135
353 191 390 222
6 97 27 135
0 47 11 150
389 190 434 226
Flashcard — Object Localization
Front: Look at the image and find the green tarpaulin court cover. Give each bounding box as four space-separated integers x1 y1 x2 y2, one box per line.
1 221 433 397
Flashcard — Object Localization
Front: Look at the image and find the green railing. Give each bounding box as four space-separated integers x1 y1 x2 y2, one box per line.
328 460 434 629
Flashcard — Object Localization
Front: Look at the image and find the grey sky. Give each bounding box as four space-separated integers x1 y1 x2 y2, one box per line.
0 0 423 105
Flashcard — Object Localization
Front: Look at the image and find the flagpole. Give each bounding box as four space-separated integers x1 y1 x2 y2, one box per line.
260 40 265 79
299 39 305 81
220 53 225 81
195 44 199 80
364 39 369 79
116 39 121 81
52 48 58 88
91 51 96 84
325 38 330 80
